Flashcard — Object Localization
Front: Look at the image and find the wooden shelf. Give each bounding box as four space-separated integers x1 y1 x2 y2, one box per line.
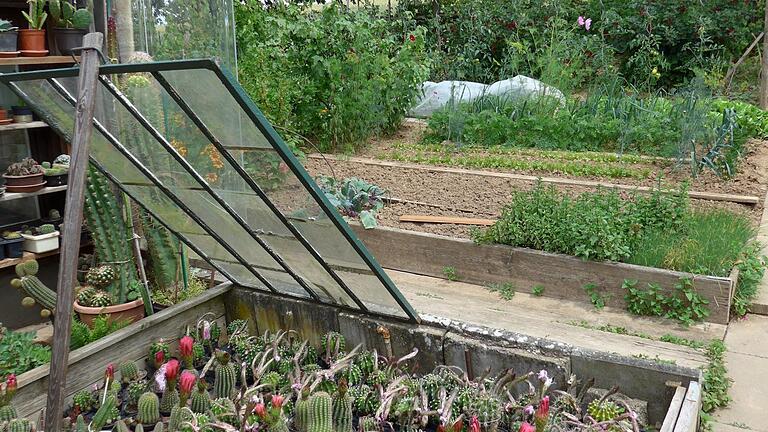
0 249 60 270
0 185 67 202
0 121 48 132
0 56 79 67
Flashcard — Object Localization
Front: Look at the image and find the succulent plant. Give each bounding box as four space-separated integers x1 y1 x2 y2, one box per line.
85 265 116 289
54 154 70 165
210 397 238 425
88 290 115 308
0 19 18 32
72 389 95 412
11 260 56 317
4 158 42 177
76 286 97 305
213 350 236 399
321 332 345 357
587 399 624 422
120 361 140 383
307 392 333 432
6 418 32 432
127 380 148 407
191 379 211 414
295 388 310 432
38 224 55 235
137 392 161 424
332 385 353 432
91 394 118 431
168 405 194 432
49 0 93 30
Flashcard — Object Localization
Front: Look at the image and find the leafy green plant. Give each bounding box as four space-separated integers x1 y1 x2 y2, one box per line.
48 0 93 30
731 243 767 318
531 285 545 296
317 176 386 229
22 0 47 30
486 283 515 300
0 327 51 376
441 266 458 282
583 283 610 310
70 315 131 351
623 278 710 325
701 340 731 413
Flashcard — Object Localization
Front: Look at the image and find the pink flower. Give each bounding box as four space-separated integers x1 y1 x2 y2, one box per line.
469 416 480 432
155 364 167 392
536 396 550 419
524 405 534 415
271 394 285 409
180 336 194 358
577 16 585 26
519 422 535 432
255 403 267 419
5 374 16 391
537 370 548 382
202 322 211 340
105 364 115 381
155 350 165 368
585 18 592 31
179 371 196 397
165 359 180 385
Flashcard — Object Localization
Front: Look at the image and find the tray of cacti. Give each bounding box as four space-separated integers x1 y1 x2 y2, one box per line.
2 157 44 192
41 161 69 186
73 264 145 327
20 223 60 253
19 316 648 432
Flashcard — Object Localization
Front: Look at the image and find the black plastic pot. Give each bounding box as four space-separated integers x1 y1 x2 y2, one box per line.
0 31 18 53
4 237 24 258
0 239 6 260
54 28 86 55
11 106 32 116
44 173 68 186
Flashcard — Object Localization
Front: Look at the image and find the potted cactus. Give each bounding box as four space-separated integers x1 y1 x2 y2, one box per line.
50 1 93 55
21 223 60 253
0 107 10 125
41 161 69 186
73 265 145 326
3 157 45 192
0 19 19 57
11 105 33 123
1 231 24 258
19 0 47 56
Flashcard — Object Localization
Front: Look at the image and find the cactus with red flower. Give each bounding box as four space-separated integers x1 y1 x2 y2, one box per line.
179 335 194 370
0 374 18 421
534 396 549 432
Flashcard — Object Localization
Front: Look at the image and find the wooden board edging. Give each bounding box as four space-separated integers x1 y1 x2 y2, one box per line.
13 282 232 419
352 225 733 324
311 154 760 205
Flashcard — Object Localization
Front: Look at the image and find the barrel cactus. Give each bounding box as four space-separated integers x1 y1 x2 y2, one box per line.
191 380 211 414
587 399 624 422
88 290 115 308
85 265 116 288
120 361 140 382
137 392 161 424
307 392 333 432
76 286 97 305
213 351 236 399
6 418 32 432
332 386 353 432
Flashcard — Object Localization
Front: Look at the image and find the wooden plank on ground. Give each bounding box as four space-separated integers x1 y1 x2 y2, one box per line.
673 381 701 432
660 386 687 432
399 214 497 226
352 225 733 324
311 154 760 205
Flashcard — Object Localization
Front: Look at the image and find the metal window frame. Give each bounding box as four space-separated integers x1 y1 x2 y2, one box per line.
0 58 420 322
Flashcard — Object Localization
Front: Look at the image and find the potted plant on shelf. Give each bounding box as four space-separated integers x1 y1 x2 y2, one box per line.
2 157 45 192
41 208 63 227
19 0 47 56
2 231 24 258
41 161 68 186
0 19 19 58
21 223 60 253
11 104 33 123
50 1 93 55
0 107 11 125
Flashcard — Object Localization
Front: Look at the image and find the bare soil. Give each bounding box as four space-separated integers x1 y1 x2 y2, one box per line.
304 120 766 239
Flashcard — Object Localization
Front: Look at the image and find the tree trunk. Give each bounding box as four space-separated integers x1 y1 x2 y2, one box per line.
761 0 768 108
114 0 135 62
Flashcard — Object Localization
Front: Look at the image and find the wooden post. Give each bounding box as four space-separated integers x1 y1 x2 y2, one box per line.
761 0 768 109
44 32 104 432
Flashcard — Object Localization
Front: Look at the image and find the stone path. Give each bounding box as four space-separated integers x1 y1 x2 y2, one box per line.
712 314 768 432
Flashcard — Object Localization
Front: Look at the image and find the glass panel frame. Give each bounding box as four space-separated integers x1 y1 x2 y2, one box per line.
0 59 418 322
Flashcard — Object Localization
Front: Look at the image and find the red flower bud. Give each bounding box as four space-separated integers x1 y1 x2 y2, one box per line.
105 364 115 381
179 336 194 359
518 422 535 432
535 396 550 419
165 359 180 384
271 394 285 409
470 416 480 432
6 374 16 391
179 371 196 396
255 402 267 419
155 350 165 366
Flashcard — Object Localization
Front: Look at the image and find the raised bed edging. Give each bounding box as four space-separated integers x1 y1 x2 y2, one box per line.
13 282 232 420
227 287 701 426
351 225 734 324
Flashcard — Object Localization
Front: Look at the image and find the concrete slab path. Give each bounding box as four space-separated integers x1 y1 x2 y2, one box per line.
712 314 768 432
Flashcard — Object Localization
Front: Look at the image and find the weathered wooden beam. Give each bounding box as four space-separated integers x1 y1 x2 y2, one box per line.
399 214 497 226
45 32 103 432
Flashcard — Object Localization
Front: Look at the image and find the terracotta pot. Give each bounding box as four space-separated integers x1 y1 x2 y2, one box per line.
3 172 44 187
18 29 46 52
74 298 145 327
0 109 8 120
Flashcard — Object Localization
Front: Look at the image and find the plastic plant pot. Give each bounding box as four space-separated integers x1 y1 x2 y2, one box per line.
54 28 86 55
12 106 33 123
0 239 6 260
43 173 68 186
0 30 18 55
4 237 24 258
21 230 60 253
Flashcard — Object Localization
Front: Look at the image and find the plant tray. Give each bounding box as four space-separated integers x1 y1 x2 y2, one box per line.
21 231 60 253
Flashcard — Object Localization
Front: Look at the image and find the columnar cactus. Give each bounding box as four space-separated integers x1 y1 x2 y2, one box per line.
91 394 118 431
10 261 56 317
332 384 353 432
160 360 181 414
6 418 32 432
307 392 333 432
139 209 188 291
295 387 310 432
213 351 236 399
191 379 211 414
168 405 194 432
137 392 161 424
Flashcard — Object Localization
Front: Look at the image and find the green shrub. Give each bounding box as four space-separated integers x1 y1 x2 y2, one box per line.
731 243 768 317
236 2 429 152
0 327 51 376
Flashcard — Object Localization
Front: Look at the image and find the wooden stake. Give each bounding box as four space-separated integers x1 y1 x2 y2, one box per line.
761 0 768 108
45 32 103 432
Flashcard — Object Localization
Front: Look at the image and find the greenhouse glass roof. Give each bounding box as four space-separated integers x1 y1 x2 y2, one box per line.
0 59 418 321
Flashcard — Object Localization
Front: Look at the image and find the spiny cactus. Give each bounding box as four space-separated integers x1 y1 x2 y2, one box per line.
210 397 238 425
85 265 116 289
6 418 32 432
72 389 95 412
261 371 282 390
349 385 377 416
295 388 310 432
191 380 211 414
358 417 378 432
137 392 161 424
0 405 17 422
322 332 345 357
214 351 236 399
84 166 139 304
75 286 97 305
332 386 353 432
88 290 115 308
307 392 333 432
587 399 624 422
127 380 148 407
120 361 140 383
469 393 502 425
160 388 180 415
356 351 375 375
91 394 118 431
139 209 188 292
341 364 363 386
38 224 55 235
115 420 132 432
73 414 87 432
10 261 56 317
168 405 194 432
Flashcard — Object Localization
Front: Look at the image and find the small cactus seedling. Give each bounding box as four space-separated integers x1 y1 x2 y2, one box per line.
119 361 140 383
587 398 624 422
72 389 95 413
